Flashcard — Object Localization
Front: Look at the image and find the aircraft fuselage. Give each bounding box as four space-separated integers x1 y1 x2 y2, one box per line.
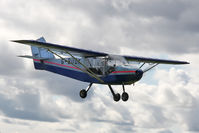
33 58 143 85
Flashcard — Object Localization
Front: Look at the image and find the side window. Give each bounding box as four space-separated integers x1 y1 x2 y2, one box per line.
61 60 64 64
68 58 71 64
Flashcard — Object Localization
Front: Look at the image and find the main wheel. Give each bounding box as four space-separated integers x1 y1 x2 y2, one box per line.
113 93 120 102
122 92 129 101
80 89 87 98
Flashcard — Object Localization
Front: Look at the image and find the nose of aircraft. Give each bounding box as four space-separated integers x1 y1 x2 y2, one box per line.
135 69 143 81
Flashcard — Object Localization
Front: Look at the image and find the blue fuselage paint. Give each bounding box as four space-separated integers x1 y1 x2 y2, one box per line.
33 59 143 85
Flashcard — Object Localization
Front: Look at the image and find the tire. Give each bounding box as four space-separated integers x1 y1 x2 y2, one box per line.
114 93 120 102
122 92 129 101
80 89 87 98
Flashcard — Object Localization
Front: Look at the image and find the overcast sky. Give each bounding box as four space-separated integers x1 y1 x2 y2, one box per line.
0 0 199 133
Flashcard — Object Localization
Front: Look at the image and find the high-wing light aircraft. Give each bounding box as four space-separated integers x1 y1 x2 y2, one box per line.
12 37 189 102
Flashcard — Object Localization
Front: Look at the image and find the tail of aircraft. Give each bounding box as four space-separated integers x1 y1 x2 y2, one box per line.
31 37 55 70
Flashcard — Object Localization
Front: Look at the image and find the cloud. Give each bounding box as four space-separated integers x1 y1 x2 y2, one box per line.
0 41 25 76
2 0 199 55
159 130 173 133
0 78 66 122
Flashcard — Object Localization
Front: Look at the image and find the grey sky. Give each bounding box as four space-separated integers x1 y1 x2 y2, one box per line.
0 0 199 133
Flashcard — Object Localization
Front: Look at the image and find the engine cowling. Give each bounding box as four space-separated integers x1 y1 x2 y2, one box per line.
135 69 143 81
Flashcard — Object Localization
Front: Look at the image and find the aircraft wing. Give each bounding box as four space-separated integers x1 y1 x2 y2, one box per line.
12 39 189 65
123 55 189 65
12 40 108 57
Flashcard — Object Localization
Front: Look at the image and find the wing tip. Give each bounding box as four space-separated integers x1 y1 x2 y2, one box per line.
184 61 190 64
175 61 190 65
10 40 19 42
11 40 36 44
11 40 26 43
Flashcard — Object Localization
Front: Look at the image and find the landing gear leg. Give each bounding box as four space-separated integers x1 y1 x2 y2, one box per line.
108 84 120 102
80 83 93 99
122 84 129 102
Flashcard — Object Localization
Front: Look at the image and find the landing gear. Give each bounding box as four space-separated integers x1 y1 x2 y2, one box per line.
122 92 129 101
79 83 93 99
108 84 129 102
80 83 129 102
108 84 120 102
80 89 87 98
122 84 129 102
114 93 121 102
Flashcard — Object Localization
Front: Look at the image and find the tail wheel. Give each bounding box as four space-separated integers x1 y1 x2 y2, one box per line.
80 89 87 98
79 83 93 99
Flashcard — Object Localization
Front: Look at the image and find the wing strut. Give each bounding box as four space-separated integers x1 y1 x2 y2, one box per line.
139 63 145 69
48 49 104 83
143 63 159 73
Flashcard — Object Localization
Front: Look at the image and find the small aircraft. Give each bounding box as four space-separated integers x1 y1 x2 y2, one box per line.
12 37 189 102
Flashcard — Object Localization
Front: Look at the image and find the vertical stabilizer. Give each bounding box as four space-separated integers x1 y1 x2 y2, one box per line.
31 37 55 70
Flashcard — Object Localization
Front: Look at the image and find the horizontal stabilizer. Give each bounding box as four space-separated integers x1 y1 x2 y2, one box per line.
18 55 50 60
